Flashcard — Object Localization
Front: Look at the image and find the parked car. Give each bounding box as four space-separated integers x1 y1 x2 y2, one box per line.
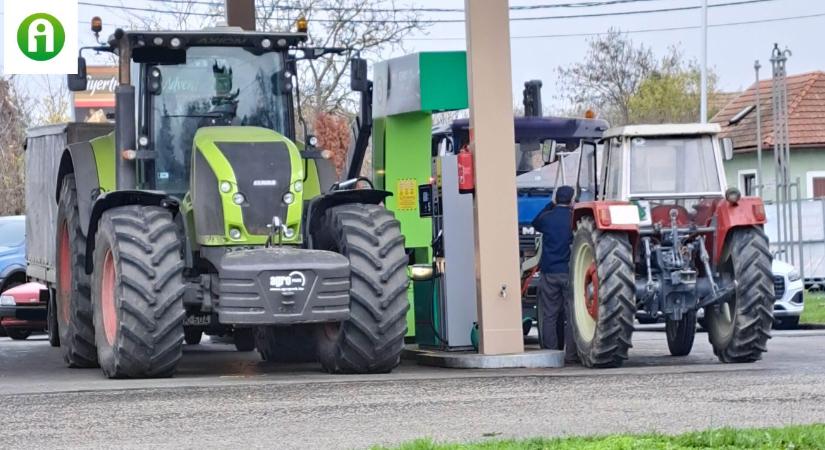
637 259 805 329
0 216 26 294
0 282 48 340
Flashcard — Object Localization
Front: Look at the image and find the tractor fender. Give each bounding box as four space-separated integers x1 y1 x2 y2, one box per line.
573 201 640 248
84 191 180 274
712 197 766 264
303 189 392 248
56 143 100 237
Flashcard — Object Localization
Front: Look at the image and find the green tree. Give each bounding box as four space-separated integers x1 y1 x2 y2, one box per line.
628 51 720 124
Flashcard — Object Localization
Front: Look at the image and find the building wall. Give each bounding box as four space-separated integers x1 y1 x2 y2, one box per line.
724 147 825 201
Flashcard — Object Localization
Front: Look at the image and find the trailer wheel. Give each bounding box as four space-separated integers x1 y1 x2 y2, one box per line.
313 204 409 374
91 206 185 378
666 311 696 356
184 328 202 345
56 174 98 367
255 326 318 362
47 289 60 347
569 217 635 368
706 227 773 363
233 328 255 352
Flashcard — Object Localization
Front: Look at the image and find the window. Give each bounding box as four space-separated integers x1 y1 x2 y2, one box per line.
628 136 721 195
806 171 825 199
577 141 599 201
738 170 757 196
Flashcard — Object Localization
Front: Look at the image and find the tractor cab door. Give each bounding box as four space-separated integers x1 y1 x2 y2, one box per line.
576 140 600 202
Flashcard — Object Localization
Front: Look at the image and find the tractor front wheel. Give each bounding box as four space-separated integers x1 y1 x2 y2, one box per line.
313 204 409 374
55 174 98 368
665 311 697 356
569 217 635 368
91 206 185 378
706 227 773 363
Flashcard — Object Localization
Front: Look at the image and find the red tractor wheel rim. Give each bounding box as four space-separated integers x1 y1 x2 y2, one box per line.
584 263 599 320
58 223 71 323
101 249 117 345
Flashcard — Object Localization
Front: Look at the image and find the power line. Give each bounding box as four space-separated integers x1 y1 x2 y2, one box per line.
140 0 672 13
79 0 781 24
408 10 825 41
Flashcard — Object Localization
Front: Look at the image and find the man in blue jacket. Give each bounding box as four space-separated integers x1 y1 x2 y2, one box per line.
531 185 577 362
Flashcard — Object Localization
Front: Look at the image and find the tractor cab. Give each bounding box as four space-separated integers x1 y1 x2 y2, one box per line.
589 123 734 230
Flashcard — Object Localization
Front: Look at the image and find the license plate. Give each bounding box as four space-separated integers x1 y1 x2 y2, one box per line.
184 314 211 326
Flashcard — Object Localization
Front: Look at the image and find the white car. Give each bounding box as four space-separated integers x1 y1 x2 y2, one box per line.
771 259 805 328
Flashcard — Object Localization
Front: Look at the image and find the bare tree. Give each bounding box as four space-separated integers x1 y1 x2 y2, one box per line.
33 76 71 125
0 77 30 215
556 29 656 126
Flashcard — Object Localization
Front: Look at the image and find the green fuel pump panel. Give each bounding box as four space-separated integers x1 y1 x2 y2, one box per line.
372 51 469 337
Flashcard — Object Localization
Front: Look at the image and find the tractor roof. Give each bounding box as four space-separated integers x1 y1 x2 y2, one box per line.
603 123 721 139
451 116 609 141
110 26 308 49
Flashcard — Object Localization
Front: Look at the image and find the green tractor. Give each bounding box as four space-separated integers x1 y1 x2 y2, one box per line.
28 24 409 378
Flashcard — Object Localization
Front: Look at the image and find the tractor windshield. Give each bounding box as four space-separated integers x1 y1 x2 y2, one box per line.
144 47 290 195
628 136 722 196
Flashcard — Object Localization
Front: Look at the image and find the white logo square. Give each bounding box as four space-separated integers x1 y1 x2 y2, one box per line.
3 0 78 74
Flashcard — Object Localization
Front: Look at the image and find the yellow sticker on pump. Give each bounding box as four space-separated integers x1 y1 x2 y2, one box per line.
396 179 418 212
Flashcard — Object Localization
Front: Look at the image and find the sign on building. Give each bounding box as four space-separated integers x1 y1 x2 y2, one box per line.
72 65 117 122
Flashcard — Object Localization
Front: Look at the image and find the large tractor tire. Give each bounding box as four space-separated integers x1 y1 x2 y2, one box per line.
313 204 409 374
55 174 98 367
706 227 773 363
569 217 635 368
255 326 318 363
91 206 185 378
47 289 60 347
666 311 697 356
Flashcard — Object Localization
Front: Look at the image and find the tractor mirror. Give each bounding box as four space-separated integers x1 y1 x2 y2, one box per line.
350 57 368 92
721 137 734 160
542 140 557 164
147 66 163 95
67 57 88 92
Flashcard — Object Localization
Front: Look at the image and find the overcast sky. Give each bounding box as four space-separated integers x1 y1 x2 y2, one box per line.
2 0 823 113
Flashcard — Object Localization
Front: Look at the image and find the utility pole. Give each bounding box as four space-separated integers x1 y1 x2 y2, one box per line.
225 0 255 31
755 60 762 197
700 0 708 123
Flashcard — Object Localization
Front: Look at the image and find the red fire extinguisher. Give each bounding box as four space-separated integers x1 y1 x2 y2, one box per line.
457 145 475 194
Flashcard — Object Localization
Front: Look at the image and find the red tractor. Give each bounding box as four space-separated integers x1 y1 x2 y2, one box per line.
568 124 773 368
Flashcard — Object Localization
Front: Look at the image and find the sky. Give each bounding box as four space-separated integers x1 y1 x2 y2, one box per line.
1 0 823 115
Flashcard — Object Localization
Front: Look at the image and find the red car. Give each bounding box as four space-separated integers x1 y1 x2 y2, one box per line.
0 282 47 340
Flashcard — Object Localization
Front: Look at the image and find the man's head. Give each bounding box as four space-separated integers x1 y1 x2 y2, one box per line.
555 185 574 206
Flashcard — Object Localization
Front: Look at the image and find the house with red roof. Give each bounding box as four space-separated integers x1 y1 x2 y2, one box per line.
712 71 825 201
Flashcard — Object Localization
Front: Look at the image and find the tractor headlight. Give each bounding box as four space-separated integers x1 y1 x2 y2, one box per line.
220 181 232 193
308 135 319 147
232 193 246 205
229 228 242 240
170 37 182 48
0 295 15 306
283 227 295 239
788 269 801 282
261 38 272 49
725 187 742 205
293 180 303 193
152 36 164 46
283 192 295 205
138 136 149 147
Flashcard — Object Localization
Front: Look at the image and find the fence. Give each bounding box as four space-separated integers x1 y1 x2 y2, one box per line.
764 186 825 289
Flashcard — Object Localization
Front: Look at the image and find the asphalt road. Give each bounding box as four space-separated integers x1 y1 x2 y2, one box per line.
1 328 824 449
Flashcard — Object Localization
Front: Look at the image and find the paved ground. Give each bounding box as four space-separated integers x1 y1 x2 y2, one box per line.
1 327 824 449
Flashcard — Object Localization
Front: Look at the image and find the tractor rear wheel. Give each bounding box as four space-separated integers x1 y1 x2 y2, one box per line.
569 217 635 368
666 311 697 356
255 326 318 362
91 206 185 378
55 174 98 368
313 204 409 374
706 227 773 363
47 289 60 347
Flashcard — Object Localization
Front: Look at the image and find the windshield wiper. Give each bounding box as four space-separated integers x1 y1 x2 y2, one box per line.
163 112 233 119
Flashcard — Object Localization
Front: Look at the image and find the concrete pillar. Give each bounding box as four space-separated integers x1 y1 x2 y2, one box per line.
464 1 524 355
225 0 255 30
